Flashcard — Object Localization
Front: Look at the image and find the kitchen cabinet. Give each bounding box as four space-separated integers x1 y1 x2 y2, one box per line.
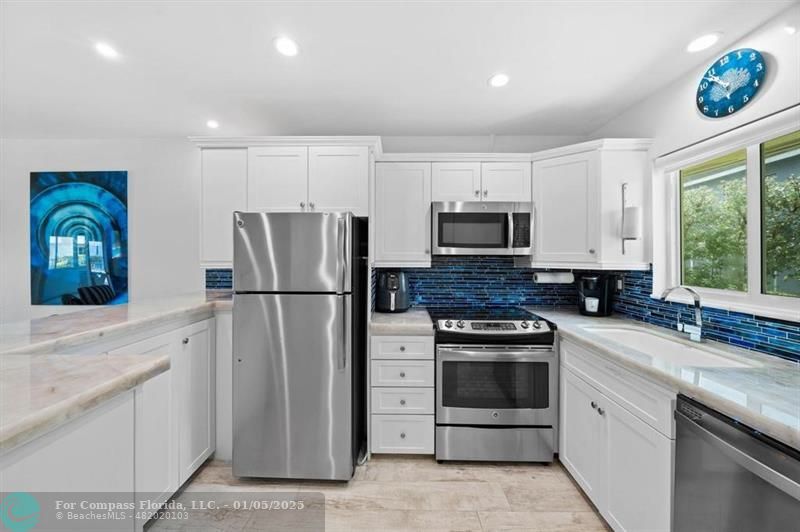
309 146 369 215
176 319 216 485
248 146 309 212
431 161 530 202
374 162 432 267
531 140 651 269
559 339 673 532
201 149 247 266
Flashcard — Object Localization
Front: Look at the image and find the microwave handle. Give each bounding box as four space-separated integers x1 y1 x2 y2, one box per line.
507 212 514 248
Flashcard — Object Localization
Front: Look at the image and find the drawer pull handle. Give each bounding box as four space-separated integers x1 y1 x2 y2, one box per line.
182 337 189 345
399 372 406 378
400 432 406 439
400 399 406 405
590 401 597 409
399 346 406 352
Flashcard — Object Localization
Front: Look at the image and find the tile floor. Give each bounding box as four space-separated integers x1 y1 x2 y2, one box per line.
152 455 609 531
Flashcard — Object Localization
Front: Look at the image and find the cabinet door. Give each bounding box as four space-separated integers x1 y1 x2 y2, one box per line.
560 367 606 510
374 163 432 266
308 146 369 215
247 147 308 211
481 162 531 202
201 149 247 266
604 398 672 532
533 152 599 263
431 162 481 202
177 319 216 484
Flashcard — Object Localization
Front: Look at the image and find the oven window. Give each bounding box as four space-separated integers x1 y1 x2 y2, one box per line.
438 213 508 248
441 360 549 409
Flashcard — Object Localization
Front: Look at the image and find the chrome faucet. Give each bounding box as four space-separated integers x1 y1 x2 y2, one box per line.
660 286 703 342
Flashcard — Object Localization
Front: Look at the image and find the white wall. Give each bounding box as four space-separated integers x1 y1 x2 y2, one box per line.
0 138 203 322
381 135 588 153
591 6 800 156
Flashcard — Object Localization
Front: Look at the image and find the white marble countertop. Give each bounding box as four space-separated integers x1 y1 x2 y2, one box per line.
370 307 434 336
529 308 800 450
0 291 232 355
0 352 169 451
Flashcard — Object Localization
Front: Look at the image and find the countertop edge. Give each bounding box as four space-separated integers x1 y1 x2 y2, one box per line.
0 354 170 452
369 308 435 336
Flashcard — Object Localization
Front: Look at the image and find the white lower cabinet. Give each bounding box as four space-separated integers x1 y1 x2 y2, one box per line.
560 354 673 532
370 334 435 454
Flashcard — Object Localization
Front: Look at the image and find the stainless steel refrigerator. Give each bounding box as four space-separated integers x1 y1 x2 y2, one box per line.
232 211 367 480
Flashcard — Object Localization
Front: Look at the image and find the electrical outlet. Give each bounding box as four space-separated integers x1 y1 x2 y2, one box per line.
616 276 624 293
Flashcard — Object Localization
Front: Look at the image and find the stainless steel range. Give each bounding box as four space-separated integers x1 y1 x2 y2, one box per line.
432 308 557 462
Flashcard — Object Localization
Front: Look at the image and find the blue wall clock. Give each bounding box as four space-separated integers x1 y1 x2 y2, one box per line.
696 48 766 118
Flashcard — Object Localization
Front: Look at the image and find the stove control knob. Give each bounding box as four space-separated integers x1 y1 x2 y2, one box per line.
444 320 453 328
520 320 530 329
456 320 465 329
532 320 542 329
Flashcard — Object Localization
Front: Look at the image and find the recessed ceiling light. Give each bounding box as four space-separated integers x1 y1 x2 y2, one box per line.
488 73 509 88
94 41 120 59
206 120 220 129
686 33 721 53
274 36 299 57
785 25 797 35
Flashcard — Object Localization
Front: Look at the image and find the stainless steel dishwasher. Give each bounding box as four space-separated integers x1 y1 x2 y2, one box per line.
674 395 800 531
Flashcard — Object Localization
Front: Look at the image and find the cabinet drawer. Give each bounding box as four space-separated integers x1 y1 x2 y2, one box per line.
371 336 434 359
371 387 434 414
371 415 434 454
560 338 675 437
371 360 434 387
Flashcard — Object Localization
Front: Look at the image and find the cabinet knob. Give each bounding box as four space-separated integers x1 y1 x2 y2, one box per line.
399 346 406 352
483 190 488 197
309 202 315 210
597 407 605 416
590 401 597 409
300 201 306 209
400 399 406 406
474 190 480 197
424 248 430 254
589 248 596 254
399 372 406 378
400 432 406 439
182 337 189 345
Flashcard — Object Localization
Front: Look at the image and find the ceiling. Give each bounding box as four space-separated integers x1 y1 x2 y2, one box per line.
0 1 795 139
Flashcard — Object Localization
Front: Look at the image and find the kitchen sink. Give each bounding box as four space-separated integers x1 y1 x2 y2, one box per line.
580 326 755 368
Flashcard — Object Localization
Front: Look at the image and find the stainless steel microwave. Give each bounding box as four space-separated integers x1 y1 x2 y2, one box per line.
432 201 533 256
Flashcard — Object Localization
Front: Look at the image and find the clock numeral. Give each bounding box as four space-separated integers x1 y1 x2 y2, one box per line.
703 105 709 113
736 51 743 60
708 67 716 76
749 52 756 61
728 105 735 114
754 79 759 87
714 109 720 117
700 81 709 90
756 62 763 72
743 95 749 104
698 96 704 104
719 56 730 67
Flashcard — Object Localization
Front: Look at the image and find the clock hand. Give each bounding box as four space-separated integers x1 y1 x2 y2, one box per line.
704 75 730 89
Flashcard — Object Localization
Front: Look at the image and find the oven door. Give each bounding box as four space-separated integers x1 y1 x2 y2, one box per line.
432 202 532 255
436 345 556 427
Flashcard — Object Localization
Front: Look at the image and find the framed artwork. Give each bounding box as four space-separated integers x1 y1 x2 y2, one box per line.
30 171 128 306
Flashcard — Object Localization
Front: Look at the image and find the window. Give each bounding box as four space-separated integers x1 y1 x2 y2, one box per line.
48 236 75 269
761 130 800 298
680 149 747 291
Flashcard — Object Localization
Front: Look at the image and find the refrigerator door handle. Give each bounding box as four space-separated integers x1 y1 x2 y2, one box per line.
337 216 348 294
339 295 350 371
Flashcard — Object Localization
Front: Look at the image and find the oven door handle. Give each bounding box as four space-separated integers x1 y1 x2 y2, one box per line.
437 347 554 362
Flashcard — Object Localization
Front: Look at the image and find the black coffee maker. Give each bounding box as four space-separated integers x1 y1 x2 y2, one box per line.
578 274 616 316
376 271 410 313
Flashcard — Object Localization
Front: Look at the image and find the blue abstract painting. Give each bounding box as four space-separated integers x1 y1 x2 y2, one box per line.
30 171 128 306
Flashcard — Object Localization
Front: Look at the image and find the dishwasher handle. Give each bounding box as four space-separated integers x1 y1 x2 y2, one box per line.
676 410 800 502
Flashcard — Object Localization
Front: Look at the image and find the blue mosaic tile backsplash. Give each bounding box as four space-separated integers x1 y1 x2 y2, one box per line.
376 256 577 312
613 270 800 362
205 268 232 289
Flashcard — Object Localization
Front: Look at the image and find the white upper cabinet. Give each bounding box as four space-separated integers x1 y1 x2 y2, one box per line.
247 146 309 212
533 151 600 264
374 162 431 266
432 162 481 201
308 146 368 215
531 140 651 269
201 149 247 266
431 161 531 202
480 162 531 202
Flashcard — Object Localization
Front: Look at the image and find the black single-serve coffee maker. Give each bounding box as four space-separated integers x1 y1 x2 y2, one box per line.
578 274 616 316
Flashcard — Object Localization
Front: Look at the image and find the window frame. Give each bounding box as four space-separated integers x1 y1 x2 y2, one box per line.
653 106 800 321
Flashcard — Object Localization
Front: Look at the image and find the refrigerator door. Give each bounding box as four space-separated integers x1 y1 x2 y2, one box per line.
233 211 352 294
233 293 353 480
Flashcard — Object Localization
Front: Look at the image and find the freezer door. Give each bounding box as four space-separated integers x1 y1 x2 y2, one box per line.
233 211 352 293
233 293 353 480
